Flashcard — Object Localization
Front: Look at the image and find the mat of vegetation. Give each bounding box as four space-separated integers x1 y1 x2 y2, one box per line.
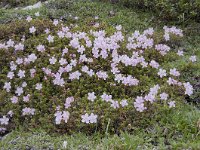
0 0 199 149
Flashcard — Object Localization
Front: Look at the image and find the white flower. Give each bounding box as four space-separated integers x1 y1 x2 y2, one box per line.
22 107 35 116
189 55 196 62
22 82 27 87
168 101 175 108
177 50 184 56
81 113 90 124
59 58 67 66
0 116 9 125
149 60 159 69
111 100 120 109
30 68 36 77
160 92 168 100
11 96 18 104
7 110 14 117
170 68 180 77
7 39 14 47
15 87 23 96
183 82 193 96
3 82 11 92
62 111 70 123
87 92 96 102
37 44 45 52
26 16 32 22
16 58 23 65
10 62 17 71
49 56 57 64
64 97 74 108
120 99 128 107
63 141 68 148
14 43 24 51
45 28 50 34
74 16 79 20
54 111 62 124
116 25 122 30
35 12 40 16
29 26 36 33
158 68 167 78
81 113 97 124
47 35 54 43
35 83 42 90
7 71 14 79
53 19 59 26
69 71 81 80
23 94 30 102
57 31 65 38
28 54 37 62
18 70 25 78
89 113 97 123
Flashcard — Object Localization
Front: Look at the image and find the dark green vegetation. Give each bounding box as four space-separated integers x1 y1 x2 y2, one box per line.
0 0 200 149
101 0 200 24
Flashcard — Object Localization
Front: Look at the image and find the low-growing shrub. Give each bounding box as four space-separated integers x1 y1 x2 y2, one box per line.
102 0 200 23
0 18 197 134
0 0 46 8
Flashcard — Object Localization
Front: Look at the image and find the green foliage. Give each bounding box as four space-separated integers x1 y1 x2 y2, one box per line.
102 0 200 23
0 18 194 135
0 0 46 8
0 104 200 149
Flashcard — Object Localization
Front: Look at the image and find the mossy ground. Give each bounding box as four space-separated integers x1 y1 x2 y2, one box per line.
0 0 200 149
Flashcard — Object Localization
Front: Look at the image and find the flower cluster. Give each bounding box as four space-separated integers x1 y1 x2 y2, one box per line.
81 113 97 124
0 17 196 133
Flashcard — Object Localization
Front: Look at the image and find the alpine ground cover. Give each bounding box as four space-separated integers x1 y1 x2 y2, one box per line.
0 0 200 149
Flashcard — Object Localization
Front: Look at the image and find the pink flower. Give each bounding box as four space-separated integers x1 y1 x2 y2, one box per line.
37 44 45 52
81 113 97 124
14 43 24 51
96 71 108 80
29 26 36 33
11 96 18 104
22 107 35 116
160 92 168 100
69 71 81 80
183 82 193 96
87 92 96 102
170 68 180 77
3 82 11 92
7 39 14 47
168 101 175 108
149 60 159 69
49 56 57 65
47 35 54 43
111 100 119 109
23 94 30 102
18 70 25 78
120 99 128 107
7 71 14 79
134 96 146 112
81 113 90 124
35 83 42 90
64 97 74 108
101 93 112 102
158 68 167 78
15 87 23 96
